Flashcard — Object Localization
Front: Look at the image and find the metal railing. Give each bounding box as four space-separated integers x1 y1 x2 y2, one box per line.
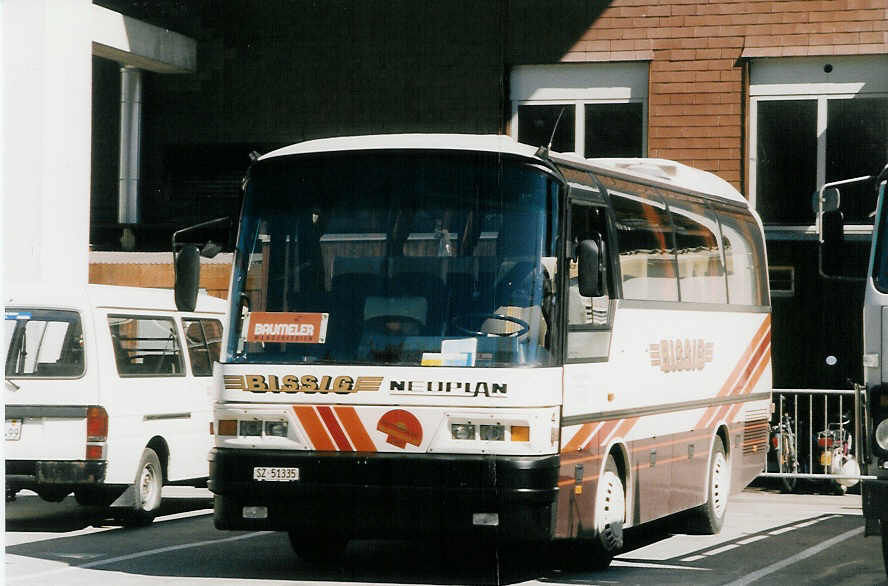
757 388 876 487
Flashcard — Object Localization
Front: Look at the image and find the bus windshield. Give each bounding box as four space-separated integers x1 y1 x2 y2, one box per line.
229 150 561 367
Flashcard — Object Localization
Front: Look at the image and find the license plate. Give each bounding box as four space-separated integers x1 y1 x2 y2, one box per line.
253 466 299 482
5 419 22 441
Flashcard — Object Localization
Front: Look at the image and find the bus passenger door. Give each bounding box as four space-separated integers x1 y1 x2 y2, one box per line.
561 202 617 535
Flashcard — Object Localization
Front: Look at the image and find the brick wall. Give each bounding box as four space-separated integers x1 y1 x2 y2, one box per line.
562 0 888 191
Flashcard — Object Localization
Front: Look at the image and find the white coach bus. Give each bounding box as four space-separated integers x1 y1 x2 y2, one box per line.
181 134 771 566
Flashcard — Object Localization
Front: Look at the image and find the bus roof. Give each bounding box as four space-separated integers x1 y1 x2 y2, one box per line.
5 283 227 315
261 133 747 206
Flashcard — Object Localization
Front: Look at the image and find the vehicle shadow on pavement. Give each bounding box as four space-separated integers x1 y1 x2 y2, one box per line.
5 493 212 533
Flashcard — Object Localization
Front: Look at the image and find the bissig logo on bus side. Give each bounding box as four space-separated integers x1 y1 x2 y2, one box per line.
648 339 714 372
224 374 383 394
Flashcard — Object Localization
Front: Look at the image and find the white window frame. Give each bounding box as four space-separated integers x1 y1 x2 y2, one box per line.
510 63 649 157
748 55 888 238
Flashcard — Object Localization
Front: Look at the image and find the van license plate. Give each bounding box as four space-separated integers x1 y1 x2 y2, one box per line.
5 419 22 441
253 467 299 481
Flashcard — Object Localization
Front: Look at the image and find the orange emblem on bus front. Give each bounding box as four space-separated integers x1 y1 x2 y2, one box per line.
376 409 423 449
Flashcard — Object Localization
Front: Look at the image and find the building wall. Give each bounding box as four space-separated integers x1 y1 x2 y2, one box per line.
561 0 888 189
90 0 888 249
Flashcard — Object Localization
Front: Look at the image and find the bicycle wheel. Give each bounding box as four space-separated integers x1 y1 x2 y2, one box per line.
779 430 799 493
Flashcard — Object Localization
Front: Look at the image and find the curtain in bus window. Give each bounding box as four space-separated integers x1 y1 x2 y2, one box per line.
670 201 727 304
716 207 768 306
610 193 678 302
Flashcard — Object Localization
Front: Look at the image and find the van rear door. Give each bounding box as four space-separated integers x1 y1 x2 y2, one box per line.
5 308 100 462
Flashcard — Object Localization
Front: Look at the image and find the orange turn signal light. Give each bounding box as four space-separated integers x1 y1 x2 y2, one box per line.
217 419 238 436
511 425 530 442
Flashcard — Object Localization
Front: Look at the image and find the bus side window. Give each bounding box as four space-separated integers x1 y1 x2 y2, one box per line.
610 193 678 302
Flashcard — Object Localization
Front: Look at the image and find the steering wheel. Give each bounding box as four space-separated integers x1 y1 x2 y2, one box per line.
451 313 530 338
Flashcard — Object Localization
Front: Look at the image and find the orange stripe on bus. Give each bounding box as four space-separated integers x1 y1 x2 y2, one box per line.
292 405 336 451
334 406 377 452
562 423 597 453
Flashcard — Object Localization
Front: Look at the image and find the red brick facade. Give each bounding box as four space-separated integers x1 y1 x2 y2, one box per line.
561 0 888 190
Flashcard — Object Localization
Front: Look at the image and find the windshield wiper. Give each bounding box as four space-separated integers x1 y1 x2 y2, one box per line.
5 378 20 391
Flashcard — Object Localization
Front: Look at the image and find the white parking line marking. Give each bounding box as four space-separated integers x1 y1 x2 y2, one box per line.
724 526 864 586
612 560 710 571
7 530 271 582
736 535 769 545
703 543 739 556
768 526 796 535
154 508 212 522
680 555 707 562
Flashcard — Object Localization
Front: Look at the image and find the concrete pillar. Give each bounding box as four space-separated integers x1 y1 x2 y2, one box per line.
2 0 93 288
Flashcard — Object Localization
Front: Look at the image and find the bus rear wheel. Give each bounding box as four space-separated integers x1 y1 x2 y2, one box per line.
688 440 729 535
288 532 348 564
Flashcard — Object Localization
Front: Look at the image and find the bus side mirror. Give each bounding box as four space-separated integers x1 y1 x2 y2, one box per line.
821 208 844 247
174 244 200 312
577 239 602 297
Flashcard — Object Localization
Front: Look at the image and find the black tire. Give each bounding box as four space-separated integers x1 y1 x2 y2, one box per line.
37 488 70 502
881 518 888 577
120 447 163 527
688 439 729 535
288 531 348 564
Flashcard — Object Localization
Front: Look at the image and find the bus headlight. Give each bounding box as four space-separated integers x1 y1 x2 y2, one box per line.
876 419 888 451
451 423 476 440
480 424 505 441
264 421 288 437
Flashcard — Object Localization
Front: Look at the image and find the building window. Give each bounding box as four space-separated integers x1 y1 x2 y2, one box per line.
510 63 648 157
750 56 888 229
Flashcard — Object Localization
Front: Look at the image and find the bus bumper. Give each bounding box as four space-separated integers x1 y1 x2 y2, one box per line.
208 448 559 540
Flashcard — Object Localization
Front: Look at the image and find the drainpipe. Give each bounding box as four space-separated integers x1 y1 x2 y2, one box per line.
118 65 142 224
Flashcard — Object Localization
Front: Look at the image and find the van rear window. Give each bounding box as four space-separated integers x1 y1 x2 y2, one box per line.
5 309 85 378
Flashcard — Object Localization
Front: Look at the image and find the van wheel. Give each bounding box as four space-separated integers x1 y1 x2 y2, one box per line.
120 448 163 527
688 440 729 535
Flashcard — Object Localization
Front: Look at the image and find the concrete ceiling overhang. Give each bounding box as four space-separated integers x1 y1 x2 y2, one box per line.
92 4 196 73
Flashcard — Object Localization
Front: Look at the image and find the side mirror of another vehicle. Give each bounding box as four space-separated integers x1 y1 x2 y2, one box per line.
174 244 200 312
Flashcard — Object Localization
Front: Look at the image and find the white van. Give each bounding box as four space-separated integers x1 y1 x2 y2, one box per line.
5 284 226 524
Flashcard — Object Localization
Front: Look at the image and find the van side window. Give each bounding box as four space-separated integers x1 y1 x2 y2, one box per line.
183 318 223 376
610 193 679 302
4 309 84 377
108 316 184 377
